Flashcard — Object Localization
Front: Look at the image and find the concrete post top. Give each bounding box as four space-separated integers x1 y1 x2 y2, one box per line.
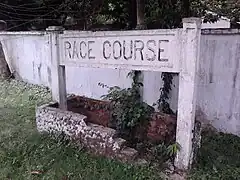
46 26 65 31
182 17 202 29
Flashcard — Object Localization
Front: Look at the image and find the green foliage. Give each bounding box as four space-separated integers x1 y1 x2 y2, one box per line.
101 70 152 140
158 72 176 115
151 142 181 163
144 0 235 29
100 0 130 28
1 0 240 31
166 143 181 157
0 0 237 30
189 130 240 180
192 0 240 23
145 0 183 29
102 84 153 139
0 0 42 30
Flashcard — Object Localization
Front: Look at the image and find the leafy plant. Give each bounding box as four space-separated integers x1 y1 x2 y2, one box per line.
101 84 153 140
166 143 181 158
101 70 153 141
151 142 181 163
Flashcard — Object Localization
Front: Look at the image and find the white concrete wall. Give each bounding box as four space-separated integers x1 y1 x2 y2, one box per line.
0 31 132 99
1 29 240 136
0 32 51 87
196 30 240 136
202 19 230 29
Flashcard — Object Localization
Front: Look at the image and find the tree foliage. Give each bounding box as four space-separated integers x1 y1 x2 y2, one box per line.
0 0 239 31
0 0 104 30
0 0 42 30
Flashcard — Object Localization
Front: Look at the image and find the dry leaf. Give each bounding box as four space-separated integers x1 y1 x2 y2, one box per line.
31 170 43 175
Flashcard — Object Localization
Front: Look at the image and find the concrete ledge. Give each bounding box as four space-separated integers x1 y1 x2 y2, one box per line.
0 31 46 36
36 102 138 162
201 28 240 35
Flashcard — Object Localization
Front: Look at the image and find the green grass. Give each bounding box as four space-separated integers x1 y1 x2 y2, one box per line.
1 79 240 180
189 131 240 180
0 79 161 180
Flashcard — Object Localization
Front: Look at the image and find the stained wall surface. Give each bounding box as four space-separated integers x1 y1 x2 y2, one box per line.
1 29 240 136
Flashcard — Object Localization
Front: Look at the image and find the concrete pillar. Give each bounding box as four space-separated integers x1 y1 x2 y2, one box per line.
46 26 67 110
175 18 202 170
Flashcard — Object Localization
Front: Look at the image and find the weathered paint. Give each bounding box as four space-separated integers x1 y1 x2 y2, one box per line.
201 18 230 29
1 27 240 137
46 26 67 110
59 29 182 72
0 32 51 87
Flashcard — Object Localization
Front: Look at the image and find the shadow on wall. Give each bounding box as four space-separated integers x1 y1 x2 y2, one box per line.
0 42 11 78
0 20 11 78
196 107 217 131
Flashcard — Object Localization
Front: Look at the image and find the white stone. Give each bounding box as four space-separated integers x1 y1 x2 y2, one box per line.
113 142 120 151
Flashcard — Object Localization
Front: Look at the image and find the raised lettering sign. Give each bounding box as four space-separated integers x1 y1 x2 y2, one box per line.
59 30 182 72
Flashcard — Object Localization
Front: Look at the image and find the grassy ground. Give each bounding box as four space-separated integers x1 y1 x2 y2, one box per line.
189 130 240 180
0 79 240 180
0 79 162 180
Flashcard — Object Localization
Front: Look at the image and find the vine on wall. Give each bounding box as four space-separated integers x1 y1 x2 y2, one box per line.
128 71 176 116
127 70 143 95
158 72 176 115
